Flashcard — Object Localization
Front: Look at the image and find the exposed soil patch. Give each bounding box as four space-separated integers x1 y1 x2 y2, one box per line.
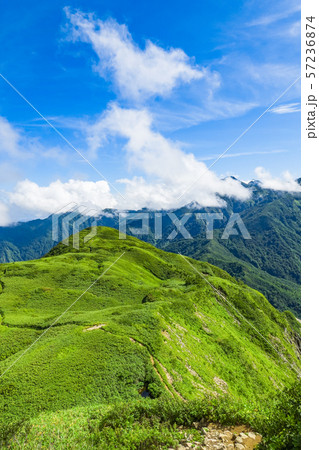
83 324 106 332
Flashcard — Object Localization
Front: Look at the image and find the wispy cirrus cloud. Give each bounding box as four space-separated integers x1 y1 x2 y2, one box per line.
199 149 287 161
246 4 300 27
287 21 300 37
0 116 68 163
270 102 300 114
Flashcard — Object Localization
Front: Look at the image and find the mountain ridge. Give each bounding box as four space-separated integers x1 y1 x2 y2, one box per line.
0 226 301 448
0 227 300 411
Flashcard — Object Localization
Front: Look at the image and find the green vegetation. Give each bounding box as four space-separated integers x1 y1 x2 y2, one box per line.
2 383 301 449
0 227 300 447
257 382 301 449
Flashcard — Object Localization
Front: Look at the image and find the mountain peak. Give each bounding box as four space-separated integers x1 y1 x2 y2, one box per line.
184 201 203 210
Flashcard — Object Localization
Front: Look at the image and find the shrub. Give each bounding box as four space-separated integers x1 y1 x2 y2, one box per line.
142 293 156 304
257 381 301 449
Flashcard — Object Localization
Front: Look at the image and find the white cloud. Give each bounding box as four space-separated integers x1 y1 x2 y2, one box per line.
0 162 22 183
244 62 299 89
0 201 10 226
1 104 253 218
287 21 300 37
151 98 256 133
270 102 300 114
255 167 300 192
0 116 68 163
117 177 179 210
4 165 301 221
65 8 204 100
215 55 300 108
9 179 117 216
0 117 24 157
87 104 251 208
247 4 300 27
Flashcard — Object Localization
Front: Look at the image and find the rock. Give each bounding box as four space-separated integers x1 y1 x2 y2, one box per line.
210 431 219 438
235 437 243 444
205 438 219 445
218 434 227 441
177 446 186 450
222 431 234 439
201 427 209 435
192 422 200 429
239 432 248 439
235 445 245 450
226 445 235 449
211 444 226 450
248 432 256 439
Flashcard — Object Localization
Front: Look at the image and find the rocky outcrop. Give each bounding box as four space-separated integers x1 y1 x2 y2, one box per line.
171 424 262 449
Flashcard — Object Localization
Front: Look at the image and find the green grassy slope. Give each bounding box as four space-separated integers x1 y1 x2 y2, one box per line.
0 227 300 436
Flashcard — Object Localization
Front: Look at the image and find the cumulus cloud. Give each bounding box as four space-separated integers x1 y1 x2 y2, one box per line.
2 103 252 218
255 167 301 192
87 104 251 208
65 8 204 100
0 201 10 226
4 165 301 221
9 179 117 216
5 103 252 218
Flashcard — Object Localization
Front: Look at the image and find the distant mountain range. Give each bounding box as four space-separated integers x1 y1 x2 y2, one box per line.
0 181 301 316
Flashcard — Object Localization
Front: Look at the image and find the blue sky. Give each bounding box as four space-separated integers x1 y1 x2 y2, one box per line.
0 0 301 223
